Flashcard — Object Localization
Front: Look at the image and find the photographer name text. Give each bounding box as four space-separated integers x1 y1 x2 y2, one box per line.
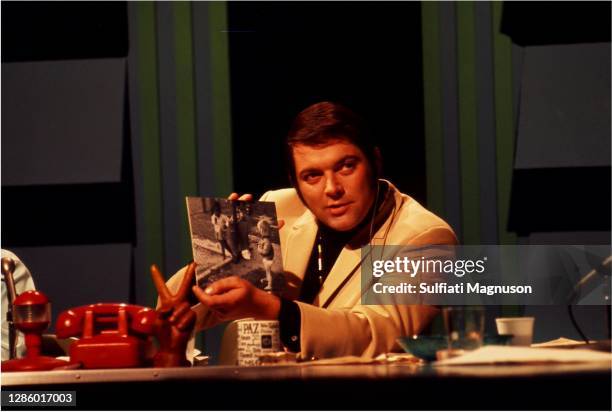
372 282 533 296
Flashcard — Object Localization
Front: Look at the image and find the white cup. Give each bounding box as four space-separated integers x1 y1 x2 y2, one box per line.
495 317 535 346
237 319 281 366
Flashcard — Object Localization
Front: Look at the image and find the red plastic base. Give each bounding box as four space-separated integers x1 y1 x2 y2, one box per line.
70 335 146 369
1 356 71 372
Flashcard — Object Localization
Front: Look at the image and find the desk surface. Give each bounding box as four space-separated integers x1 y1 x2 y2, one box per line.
2 361 611 386
2 362 610 410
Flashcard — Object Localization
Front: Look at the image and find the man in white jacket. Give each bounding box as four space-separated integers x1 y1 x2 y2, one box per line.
170 101 456 359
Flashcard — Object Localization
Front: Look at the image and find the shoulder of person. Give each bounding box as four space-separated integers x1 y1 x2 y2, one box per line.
1 249 36 290
259 187 298 203
389 188 458 246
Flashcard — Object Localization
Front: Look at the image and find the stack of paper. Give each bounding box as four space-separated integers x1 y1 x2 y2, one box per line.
531 337 585 348
434 345 612 366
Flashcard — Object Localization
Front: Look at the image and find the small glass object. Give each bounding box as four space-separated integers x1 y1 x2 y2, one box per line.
442 306 485 357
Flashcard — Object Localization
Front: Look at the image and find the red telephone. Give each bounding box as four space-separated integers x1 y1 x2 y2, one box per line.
56 303 157 369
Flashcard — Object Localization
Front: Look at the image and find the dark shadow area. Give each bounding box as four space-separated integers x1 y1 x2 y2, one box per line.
228 2 427 203
1 1 128 63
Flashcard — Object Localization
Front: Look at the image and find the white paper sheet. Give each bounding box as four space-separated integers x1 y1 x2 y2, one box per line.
434 345 612 366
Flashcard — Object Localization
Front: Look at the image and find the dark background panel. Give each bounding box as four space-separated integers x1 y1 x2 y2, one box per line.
1 1 128 63
1 1 137 318
1 58 127 186
512 42 610 170
1 182 135 247
1 84 135 248
504 2 611 237
501 1 611 46
228 2 427 203
508 167 611 236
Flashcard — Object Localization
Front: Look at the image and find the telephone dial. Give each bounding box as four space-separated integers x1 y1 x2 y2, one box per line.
56 303 157 369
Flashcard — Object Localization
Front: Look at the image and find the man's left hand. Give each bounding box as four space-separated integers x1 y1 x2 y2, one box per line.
192 276 281 321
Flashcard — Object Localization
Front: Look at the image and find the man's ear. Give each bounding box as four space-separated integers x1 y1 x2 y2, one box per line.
373 147 383 178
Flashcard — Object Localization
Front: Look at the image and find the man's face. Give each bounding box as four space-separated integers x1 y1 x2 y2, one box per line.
292 140 376 232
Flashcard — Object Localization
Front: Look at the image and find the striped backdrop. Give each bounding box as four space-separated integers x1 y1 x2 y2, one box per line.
422 2 518 246
126 2 522 346
127 2 233 307
422 2 521 319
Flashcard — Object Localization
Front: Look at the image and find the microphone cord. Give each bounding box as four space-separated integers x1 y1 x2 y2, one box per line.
567 304 589 344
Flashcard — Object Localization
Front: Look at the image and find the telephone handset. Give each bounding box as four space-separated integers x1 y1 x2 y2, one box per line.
56 303 157 369
54 263 197 369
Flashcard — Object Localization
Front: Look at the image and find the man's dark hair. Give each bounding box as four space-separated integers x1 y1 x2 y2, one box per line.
285 101 380 187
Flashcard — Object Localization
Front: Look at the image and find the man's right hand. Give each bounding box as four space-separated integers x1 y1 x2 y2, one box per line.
192 276 281 321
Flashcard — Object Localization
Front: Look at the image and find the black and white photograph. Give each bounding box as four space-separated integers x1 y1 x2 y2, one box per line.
186 197 284 294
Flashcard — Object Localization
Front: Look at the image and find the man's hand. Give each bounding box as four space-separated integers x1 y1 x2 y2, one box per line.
229 193 253 201
192 276 281 321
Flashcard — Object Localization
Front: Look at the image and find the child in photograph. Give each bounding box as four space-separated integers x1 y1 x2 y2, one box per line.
236 204 252 260
257 219 274 292
210 202 231 259
226 203 241 263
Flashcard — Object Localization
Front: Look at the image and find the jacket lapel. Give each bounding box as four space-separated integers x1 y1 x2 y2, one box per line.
281 180 405 307
316 247 363 307
282 210 317 282
316 184 404 308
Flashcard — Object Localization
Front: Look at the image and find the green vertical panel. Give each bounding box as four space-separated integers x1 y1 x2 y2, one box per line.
492 2 517 246
174 2 199 264
209 2 234 196
421 2 445 217
456 2 480 245
421 2 447 336
492 2 519 316
135 2 164 305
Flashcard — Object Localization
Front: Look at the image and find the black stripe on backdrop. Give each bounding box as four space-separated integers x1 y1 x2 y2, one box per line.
227 2 427 203
501 2 611 46
2 182 135 247
1 2 128 63
508 166 611 235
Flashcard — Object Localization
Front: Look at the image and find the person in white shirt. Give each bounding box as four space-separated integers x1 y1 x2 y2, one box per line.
1 249 36 361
